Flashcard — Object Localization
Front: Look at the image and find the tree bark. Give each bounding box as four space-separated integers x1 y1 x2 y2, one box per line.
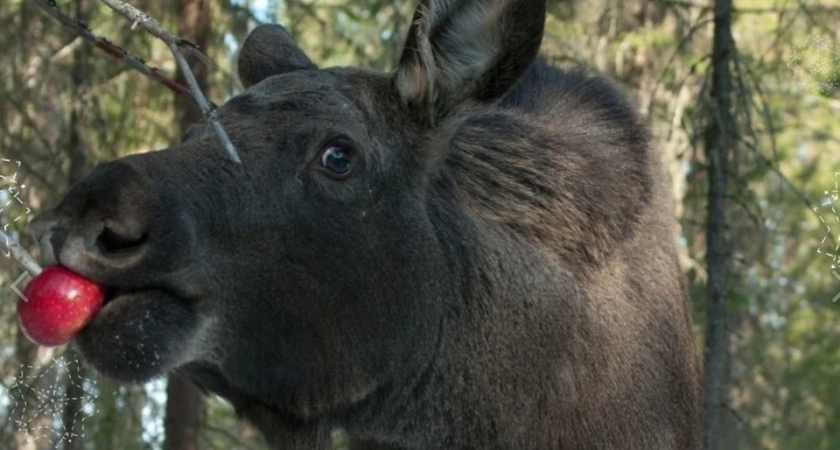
164 374 206 450
172 0 213 132
66 0 92 186
9 0 93 448
702 0 735 448
61 354 85 450
62 1 93 446
11 345 57 450
163 1 212 449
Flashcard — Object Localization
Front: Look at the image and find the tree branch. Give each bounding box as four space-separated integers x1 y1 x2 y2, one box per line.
30 0 188 95
30 0 241 164
99 0 240 164
98 0 216 68
0 230 42 277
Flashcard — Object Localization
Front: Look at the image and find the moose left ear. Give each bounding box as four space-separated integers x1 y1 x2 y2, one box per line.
237 24 317 89
394 0 547 126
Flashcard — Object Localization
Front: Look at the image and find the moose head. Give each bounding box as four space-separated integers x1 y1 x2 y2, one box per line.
30 0 702 448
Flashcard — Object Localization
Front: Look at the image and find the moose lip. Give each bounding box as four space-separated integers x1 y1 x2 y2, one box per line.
101 286 148 308
99 285 185 310
91 286 161 322
99 286 128 312
102 286 123 306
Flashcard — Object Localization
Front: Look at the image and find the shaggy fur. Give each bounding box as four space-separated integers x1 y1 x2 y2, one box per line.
30 0 703 448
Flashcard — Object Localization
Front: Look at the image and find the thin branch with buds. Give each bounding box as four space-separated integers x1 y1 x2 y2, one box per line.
0 230 42 277
30 0 188 95
99 0 216 68
30 0 241 164
98 0 240 163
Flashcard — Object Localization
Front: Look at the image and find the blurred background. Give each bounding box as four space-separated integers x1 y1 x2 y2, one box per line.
0 0 838 448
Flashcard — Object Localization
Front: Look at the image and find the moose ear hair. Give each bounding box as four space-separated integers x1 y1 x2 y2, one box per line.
236 24 317 89
394 0 546 127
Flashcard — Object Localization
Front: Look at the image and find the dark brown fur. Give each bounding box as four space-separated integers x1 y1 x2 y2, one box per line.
30 0 703 448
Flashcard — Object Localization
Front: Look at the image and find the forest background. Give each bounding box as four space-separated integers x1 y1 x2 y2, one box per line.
0 0 838 449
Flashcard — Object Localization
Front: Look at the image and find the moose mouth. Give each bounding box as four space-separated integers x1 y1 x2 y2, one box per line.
73 283 202 383
90 283 194 323
102 285 128 306
101 285 149 309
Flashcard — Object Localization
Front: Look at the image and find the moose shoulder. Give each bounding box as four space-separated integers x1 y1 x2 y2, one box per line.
30 0 703 448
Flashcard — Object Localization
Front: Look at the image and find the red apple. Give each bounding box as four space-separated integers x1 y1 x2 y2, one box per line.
17 265 105 347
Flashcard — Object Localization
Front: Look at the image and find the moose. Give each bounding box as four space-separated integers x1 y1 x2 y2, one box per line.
29 0 703 448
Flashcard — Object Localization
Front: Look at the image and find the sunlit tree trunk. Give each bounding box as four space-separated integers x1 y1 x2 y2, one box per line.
12 345 57 450
10 1 66 448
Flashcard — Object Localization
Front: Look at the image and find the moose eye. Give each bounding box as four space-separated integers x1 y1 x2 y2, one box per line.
319 145 353 179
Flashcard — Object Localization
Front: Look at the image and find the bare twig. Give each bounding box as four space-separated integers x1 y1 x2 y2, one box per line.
30 0 188 95
167 41 239 164
730 48 837 248
99 0 240 164
30 0 241 164
99 0 215 68
0 230 42 277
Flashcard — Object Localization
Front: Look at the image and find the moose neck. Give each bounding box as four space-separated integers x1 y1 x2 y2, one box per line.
337 187 593 449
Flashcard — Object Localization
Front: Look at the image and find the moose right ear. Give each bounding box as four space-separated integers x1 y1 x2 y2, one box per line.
394 0 546 128
236 24 317 89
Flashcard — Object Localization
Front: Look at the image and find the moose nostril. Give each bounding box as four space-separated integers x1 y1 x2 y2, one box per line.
97 225 148 254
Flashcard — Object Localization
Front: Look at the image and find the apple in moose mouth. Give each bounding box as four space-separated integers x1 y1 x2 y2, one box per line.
17 265 105 347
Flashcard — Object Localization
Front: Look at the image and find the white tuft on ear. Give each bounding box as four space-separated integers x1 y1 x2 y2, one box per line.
395 0 546 125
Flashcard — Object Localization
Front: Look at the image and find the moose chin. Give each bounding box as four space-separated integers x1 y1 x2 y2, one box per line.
30 0 704 448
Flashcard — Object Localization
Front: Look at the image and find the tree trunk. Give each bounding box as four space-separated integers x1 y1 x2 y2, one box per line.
164 374 206 450
66 0 92 186
702 0 735 448
172 0 213 131
11 346 58 450
163 1 212 449
61 355 85 450
62 1 93 446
